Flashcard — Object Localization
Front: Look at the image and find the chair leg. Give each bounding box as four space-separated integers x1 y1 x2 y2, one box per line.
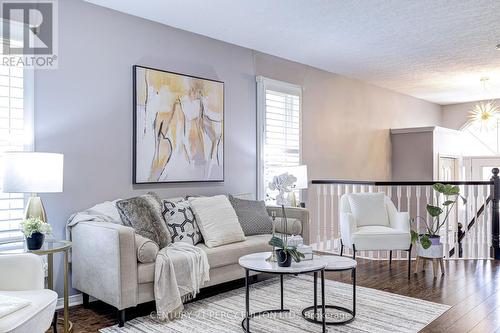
52 311 58 333
407 244 412 279
389 251 392 268
352 244 356 260
82 292 89 309
118 309 126 327
439 258 445 275
340 239 344 256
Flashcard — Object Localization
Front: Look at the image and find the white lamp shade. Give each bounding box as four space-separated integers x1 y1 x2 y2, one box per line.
288 165 308 189
2 152 64 193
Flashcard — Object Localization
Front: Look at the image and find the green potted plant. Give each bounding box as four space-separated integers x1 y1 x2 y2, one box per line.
20 217 52 250
411 183 466 253
269 236 305 267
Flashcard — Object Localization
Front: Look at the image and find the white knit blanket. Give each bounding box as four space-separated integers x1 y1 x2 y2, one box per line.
154 242 210 320
0 295 30 319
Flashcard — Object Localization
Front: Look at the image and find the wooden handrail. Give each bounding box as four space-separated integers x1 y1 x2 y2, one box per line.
311 180 494 186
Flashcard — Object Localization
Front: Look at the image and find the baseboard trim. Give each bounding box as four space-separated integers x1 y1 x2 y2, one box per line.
56 293 97 310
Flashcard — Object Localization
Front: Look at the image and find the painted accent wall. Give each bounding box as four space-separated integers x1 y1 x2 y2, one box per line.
35 0 442 296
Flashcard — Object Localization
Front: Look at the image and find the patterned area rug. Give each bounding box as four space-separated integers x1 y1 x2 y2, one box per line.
100 275 449 333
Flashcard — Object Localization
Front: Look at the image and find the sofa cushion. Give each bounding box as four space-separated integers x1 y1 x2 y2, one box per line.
196 234 272 269
351 225 410 251
228 195 273 236
346 192 389 227
116 192 171 249
135 234 159 263
137 235 272 284
161 198 202 245
189 195 246 248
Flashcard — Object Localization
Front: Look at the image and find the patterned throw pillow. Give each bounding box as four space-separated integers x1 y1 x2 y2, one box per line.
228 195 273 236
161 198 202 245
116 192 171 249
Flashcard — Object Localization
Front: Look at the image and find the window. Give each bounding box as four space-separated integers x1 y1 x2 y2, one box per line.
0 64 34 251
256 76 301 202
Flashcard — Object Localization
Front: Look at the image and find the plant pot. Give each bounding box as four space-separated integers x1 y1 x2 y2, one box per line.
26 232 44 250
276 249 292 267
416 241 443 258
429 235 441 246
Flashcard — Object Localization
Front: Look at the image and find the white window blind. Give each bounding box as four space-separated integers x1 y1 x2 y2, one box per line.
0 64 33 250
257 76 301 202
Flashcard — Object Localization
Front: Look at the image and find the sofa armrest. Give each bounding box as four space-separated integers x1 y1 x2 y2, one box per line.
0 253 44 291
266 206 310 245
340 212 357 246
71 221 138 310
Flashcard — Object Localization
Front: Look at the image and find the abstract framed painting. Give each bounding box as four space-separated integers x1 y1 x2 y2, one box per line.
133 65 224 184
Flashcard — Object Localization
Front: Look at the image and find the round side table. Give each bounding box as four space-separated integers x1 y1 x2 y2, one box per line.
239 252 328 333
1 239 73 333
302 255 357 325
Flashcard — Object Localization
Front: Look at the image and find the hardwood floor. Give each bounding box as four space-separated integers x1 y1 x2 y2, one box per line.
54 258 500 333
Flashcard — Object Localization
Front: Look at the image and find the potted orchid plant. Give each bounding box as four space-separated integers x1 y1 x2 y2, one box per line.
411 183 466 253
267 172 304 265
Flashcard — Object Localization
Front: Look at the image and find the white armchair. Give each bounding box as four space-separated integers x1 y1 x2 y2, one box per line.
339 192 412 278
0 253 58 333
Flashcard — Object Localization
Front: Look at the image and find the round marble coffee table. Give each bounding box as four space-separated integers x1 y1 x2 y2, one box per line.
238 252 328 333
302 255 357 325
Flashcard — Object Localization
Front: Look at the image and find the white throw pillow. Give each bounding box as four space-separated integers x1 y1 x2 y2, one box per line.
188 195 246 248
346 193 389 227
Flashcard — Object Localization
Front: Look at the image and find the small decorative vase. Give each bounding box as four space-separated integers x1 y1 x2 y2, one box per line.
276 249 292 267
26 232 44 250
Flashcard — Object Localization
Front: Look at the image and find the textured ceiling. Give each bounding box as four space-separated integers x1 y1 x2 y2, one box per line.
85 0 500 105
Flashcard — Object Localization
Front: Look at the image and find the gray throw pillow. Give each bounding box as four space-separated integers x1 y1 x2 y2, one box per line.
228 195 273 236
161 198 203 245
116 192 171 249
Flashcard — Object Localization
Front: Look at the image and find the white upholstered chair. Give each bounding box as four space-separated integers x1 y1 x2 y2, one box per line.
0 253 57 333
339 192 412 278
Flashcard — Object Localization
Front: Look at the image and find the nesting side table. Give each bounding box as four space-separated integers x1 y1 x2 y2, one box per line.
302 255 357 325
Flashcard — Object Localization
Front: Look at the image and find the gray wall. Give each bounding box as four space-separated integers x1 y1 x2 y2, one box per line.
35 0 442 297
442 99 500 130
254 53 442 181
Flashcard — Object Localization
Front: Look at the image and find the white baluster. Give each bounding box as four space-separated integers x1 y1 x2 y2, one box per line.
463 185 469 259
315 184 321 251
444 186 450 260
416 186 421 234
480 185 486 258
337 184 343 254
322 184 327 251
454 185 463 259
328 184 334 252
425 186 431 229
472 185 480 259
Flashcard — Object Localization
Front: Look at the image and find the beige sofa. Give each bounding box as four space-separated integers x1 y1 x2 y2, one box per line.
71 204 309 326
